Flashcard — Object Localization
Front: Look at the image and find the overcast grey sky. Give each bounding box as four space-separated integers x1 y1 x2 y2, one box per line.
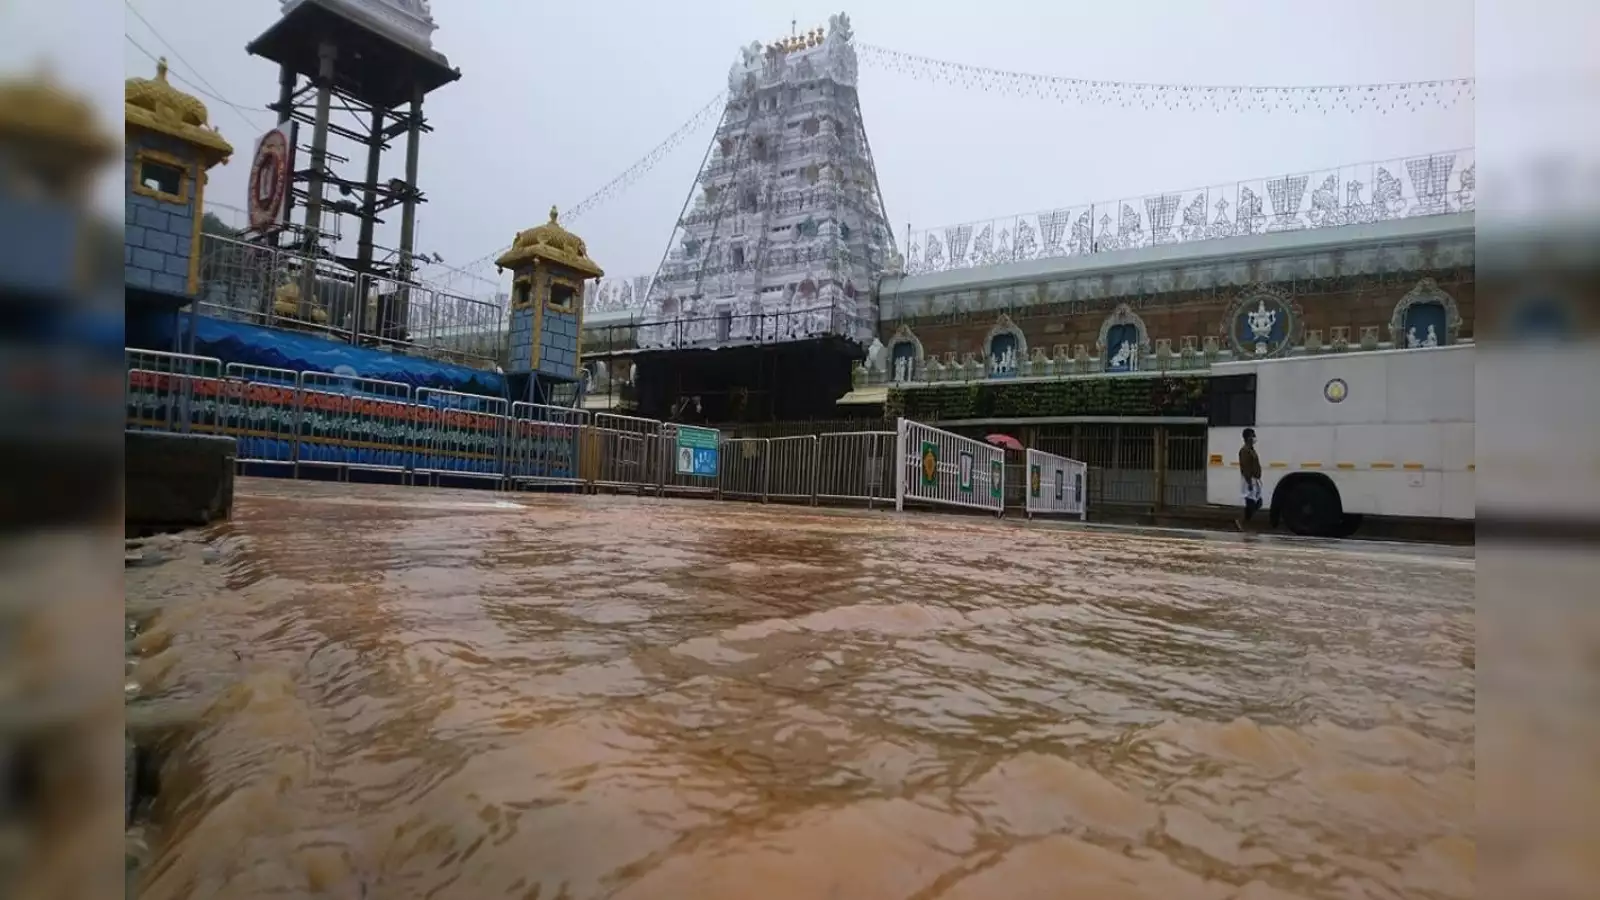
107 0 1471 296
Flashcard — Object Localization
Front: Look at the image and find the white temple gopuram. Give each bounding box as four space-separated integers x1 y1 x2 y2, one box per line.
637 13 897 351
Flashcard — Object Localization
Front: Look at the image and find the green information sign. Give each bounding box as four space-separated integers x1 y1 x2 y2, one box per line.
1029 463 1041 498
674 425 720 477
990 459 1004 498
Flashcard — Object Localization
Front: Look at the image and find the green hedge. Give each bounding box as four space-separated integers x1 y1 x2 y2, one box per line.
886 375 1210 420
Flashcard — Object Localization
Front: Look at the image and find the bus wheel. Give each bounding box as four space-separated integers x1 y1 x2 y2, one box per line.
1334 514 1364 538
1280 479 1342 537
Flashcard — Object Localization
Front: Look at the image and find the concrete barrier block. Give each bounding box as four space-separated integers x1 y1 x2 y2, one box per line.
125 431 236 530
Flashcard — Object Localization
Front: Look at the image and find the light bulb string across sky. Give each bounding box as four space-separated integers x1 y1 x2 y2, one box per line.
457 43 1473 275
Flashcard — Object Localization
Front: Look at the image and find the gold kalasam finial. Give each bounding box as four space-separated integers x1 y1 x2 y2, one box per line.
549 205 559 224
156 57 169 82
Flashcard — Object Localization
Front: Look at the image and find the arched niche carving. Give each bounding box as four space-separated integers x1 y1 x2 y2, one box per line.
887 323 924 383
1390 278 1463 347
1096 303 1149 371
983 313 1027 375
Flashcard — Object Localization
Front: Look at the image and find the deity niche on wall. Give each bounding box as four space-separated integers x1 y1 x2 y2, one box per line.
891 343 917 383
1104 322 1139 372
1389 278 1463 349
1402 301 1447 348
988 332 1019 376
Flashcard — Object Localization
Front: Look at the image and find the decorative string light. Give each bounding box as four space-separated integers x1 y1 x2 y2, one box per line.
858 44 1474 114
461 41 1474 273
456 91 727 277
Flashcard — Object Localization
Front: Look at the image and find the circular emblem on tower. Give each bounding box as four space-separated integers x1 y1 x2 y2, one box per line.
1324 378 1349 403
1223 289 1300 359
247 125 291 232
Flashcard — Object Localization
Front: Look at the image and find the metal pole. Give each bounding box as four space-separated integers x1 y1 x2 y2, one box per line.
274 64 297 259
354 106 385 344
298 40 336 322
893 416 906 512
396 84 424 338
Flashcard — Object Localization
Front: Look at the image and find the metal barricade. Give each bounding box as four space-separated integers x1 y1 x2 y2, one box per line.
591 413 663 492
894 418 1005 516
718 438 768 500
413 388 508 484
816 431 895 508
658 424 719 497
764 435 817 503
125 349 221 378
506 402 585 488
125 351 223 434
296 371 413 478
125 368 225 435
1023 448 1089 520
222 363 300 467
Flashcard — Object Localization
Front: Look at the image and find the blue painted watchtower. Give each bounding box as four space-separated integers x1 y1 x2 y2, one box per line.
495 206 604 405
124 58 233 352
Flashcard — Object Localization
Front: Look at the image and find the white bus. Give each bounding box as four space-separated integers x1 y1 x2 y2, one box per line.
1205 343 1474 537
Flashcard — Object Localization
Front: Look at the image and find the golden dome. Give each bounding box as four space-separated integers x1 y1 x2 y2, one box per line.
495 206 604 278
125 58 233 166
0 73 115 162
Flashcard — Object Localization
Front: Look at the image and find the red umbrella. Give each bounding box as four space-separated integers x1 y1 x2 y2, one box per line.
985 433 1024 452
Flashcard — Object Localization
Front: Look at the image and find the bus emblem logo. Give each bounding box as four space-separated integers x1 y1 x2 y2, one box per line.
1324 378 1349 403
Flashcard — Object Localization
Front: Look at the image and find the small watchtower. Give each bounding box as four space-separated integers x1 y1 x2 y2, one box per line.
124 58 233 306
495 207 604 405
0 70 115 302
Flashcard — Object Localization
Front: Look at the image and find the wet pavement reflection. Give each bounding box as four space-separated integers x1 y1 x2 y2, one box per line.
126 479 1474 899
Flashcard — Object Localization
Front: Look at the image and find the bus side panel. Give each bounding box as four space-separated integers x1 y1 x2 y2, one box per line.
1206 346 1475 521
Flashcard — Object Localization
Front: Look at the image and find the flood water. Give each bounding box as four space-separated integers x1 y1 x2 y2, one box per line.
126 479 1475 900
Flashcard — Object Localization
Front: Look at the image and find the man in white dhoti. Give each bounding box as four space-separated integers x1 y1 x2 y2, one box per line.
1238 427 1264 530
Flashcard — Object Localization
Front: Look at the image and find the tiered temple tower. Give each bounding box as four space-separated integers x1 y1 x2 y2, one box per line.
638 13 894 352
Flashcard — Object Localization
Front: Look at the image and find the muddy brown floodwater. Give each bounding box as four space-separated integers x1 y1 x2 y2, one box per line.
125 478 1474 900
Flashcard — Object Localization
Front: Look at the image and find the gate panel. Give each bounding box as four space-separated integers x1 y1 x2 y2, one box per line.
765 435 818 503
414 389 507 481
894 418 1005 516
816 431 894 507
223 363 299 466
1023 448 1089 519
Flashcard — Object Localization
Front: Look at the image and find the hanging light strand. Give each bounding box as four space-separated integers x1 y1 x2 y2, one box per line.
857 44 1474 114
457 90 727 276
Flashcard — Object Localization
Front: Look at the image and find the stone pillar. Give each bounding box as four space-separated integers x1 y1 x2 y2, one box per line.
298 40 337 321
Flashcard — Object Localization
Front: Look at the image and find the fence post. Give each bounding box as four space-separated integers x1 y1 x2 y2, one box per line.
808 435 819 506
1154 424 1168 512
893 417 906 512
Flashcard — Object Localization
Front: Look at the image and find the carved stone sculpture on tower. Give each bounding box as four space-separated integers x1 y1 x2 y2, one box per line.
638 15 893 351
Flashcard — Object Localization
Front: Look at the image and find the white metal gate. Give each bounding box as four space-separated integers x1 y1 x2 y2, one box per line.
894 418 1005 516
1023 448 1089 520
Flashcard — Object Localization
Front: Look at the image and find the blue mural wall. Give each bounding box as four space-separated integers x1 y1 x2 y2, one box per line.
128 309 507 398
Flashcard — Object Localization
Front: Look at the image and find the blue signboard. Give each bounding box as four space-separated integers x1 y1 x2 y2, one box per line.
675 425 720 477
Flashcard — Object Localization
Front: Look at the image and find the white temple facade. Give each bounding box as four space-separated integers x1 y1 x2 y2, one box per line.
637 13 896 351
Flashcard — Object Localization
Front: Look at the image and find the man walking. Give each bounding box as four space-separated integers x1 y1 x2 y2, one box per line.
1238 427 1264 530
